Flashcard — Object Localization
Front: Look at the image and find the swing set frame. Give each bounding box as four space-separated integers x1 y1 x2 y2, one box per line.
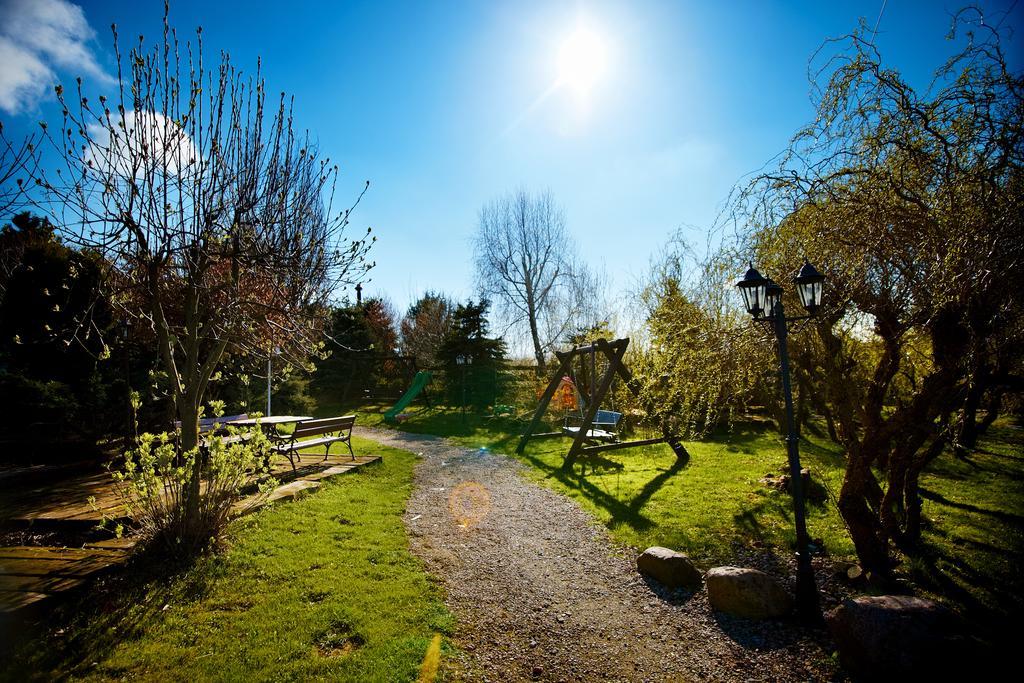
516 337 689 469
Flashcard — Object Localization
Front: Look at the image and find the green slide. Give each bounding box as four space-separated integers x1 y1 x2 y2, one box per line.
384 370 432 423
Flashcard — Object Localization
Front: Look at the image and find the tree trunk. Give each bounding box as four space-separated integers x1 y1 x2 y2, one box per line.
529 312 546 375
822 404 839 442
520 254 547 376
976 390 1004 437
954 364 989 457
179 395 203 523
837 452 892 575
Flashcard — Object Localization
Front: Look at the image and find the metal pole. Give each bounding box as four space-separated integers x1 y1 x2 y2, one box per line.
266 353 272 416
773 300 821 621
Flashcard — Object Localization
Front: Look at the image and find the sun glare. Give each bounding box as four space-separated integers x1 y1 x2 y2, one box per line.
557 28 607 94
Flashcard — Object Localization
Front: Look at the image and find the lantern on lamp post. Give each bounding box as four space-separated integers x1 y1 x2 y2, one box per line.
794 260 825 314
736 260 826 622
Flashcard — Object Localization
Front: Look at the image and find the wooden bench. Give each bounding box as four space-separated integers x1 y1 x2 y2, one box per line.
273 415 356 471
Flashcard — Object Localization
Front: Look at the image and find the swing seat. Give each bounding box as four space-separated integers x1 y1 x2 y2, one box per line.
563 410 622 442
562 426 617 442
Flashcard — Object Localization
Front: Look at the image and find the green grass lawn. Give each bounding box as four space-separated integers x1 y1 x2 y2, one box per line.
3 436 454 682
350 400 1023 638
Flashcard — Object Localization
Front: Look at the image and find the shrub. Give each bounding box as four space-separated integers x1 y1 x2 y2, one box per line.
110 408 276 557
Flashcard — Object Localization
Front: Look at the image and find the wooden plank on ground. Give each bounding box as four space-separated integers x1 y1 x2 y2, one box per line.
0 589 49 612
0 546 129 614
83 536 139 551
303 465 357 481
267 479 321 503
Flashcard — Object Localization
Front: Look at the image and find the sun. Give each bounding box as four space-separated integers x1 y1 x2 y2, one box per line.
557 27 608 94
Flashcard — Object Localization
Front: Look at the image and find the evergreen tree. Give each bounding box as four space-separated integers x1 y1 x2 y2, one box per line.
437 299 508 409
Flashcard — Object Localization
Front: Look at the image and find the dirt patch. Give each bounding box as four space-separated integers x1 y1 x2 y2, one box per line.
314 620 365 657
357 427 839 682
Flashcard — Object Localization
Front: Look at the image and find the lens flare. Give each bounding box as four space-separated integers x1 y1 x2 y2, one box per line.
448 481 491 530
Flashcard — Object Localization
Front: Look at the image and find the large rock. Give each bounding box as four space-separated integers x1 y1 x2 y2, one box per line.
826 595 962 676
636 547 702 591
705 566 792 619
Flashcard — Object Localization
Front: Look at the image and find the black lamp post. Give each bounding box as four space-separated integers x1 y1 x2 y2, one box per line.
736 259 825 621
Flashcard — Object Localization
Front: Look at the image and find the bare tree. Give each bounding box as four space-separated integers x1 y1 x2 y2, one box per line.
0 122 38 219
473 189 599 373
34 9 374 521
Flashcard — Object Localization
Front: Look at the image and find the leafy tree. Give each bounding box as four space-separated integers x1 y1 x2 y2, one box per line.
400 291 454 366
733 10 1023 574
33 9 374 523
637 244 771 440
363 297 400 356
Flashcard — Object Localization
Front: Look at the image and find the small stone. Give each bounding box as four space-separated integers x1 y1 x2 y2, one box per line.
705 566 792 619
637 547 703 591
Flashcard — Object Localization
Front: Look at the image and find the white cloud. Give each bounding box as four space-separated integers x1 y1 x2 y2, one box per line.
0 0 113 115
86 110 201 179
0 36 51 114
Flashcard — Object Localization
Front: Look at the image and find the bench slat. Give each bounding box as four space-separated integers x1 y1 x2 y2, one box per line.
274 435 347 452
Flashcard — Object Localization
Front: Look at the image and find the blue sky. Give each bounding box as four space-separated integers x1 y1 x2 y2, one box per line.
2 0 1022 316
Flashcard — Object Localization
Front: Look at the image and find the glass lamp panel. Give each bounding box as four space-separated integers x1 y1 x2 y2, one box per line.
797 281 813 309
753 283 766 314
740 284 763 315
797 279 823 310
739 286 753 312
765 282 782 316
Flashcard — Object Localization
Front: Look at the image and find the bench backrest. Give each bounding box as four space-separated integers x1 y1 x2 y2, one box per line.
593 410 622 427
292 415 356 439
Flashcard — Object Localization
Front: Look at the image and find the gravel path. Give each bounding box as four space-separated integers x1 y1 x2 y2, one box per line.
356 427 837 682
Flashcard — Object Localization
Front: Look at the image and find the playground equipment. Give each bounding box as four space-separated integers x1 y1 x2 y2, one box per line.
516 338 688 469
384 370 433 423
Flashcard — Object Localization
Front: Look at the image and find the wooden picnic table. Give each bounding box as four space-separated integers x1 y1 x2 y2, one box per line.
224 415 313 451
226 415 313 428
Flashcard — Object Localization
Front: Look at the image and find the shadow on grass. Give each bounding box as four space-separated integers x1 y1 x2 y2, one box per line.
733 490 794 546
386 403 696 530
515 450 692 532
919 487 1024 526
908 539 1022 642
1 547 215 681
